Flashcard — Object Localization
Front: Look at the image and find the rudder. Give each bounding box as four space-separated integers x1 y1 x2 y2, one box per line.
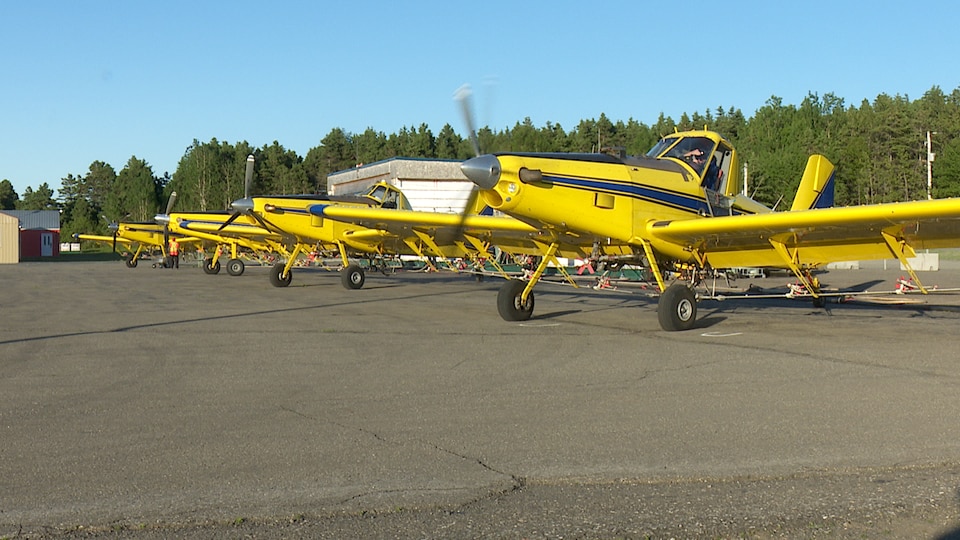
791 154 835 211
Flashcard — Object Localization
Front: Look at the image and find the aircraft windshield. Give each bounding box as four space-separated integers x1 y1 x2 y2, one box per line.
364 184 410 210
645 139 676 158
369 185 387 201
647 136 717 175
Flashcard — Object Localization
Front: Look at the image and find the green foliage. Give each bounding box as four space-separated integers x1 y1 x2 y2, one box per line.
60 196 100 241
18 182 57 210
106 157 160 222
25 83 960 236
0 179 19 210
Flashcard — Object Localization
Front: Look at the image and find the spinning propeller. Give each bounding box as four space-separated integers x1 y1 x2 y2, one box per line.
219 155 281 234
219 155 256 230
160 190 177 251
455 84 481 158
103 215 120 253
453 84 494 235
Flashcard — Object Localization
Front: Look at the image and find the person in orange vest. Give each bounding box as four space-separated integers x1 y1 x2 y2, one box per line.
168 238 180 269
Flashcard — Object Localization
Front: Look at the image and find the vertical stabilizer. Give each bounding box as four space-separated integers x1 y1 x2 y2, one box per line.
790 154 835 211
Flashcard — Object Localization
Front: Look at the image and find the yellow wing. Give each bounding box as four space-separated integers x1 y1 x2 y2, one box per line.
646 198 960 269
311 204 606 259
74 233 133 246
171 213 277 239
314 205 539 233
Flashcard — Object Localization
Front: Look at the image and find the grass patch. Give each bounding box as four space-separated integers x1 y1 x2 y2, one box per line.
21 251 123 262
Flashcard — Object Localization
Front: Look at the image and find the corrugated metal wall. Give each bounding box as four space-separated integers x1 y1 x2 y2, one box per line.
327 158 473 212
0 213 19 263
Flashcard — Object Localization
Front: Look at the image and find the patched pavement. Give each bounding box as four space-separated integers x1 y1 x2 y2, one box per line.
3 260 960 538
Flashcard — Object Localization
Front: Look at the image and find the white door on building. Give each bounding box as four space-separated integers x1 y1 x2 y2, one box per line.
41 232 53 257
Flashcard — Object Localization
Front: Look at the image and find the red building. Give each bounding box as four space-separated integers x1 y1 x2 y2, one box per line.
0 210 61 261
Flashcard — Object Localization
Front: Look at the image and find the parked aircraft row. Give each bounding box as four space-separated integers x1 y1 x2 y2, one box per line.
77 100 960 331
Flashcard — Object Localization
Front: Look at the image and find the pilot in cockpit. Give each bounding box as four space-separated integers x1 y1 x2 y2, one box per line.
682 147 708 174
383 190 398 209
702 156 722 191
676 139 721 190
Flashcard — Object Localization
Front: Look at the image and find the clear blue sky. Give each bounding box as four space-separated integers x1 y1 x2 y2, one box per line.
2 0 957 197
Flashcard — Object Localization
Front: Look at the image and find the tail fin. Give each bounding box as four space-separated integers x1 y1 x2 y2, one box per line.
790 154 835 211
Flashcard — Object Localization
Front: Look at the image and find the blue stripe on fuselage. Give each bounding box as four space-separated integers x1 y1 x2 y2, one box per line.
180 219 267 232
543 174 741 216
264 206 311 215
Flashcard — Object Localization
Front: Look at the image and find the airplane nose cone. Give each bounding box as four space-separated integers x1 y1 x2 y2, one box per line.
229 198 254 213
461 155 501 190
154 214 171 225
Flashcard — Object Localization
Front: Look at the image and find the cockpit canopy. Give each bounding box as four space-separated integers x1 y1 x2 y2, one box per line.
646 131 740 196
364 183 413 210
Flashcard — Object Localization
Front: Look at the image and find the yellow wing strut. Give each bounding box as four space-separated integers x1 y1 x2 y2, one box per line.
882 230 928 293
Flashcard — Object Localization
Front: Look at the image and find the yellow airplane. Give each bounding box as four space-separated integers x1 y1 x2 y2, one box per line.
459 127 960 331
156 211 293 276
152 157 304 276
205 155 435 288
214 156 573 289
75 193 200 267
309 188 620 280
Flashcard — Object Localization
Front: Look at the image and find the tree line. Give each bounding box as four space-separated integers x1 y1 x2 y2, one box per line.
3 85 960 241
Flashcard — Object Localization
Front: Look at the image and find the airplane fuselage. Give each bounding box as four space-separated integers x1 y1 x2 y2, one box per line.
472 151 769 264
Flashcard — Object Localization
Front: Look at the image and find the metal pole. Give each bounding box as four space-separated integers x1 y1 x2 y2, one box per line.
927 131 936 200
743 162 748 196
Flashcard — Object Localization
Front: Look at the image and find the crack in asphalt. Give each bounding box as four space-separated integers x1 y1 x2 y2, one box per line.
278 405 523 506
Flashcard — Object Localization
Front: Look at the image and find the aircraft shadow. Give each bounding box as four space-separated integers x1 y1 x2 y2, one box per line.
533 309 582 320
0 286 479 346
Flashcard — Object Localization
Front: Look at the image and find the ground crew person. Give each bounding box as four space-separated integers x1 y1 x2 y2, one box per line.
168 238 180 269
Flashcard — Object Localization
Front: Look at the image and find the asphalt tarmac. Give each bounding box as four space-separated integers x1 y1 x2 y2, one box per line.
3 259 960 539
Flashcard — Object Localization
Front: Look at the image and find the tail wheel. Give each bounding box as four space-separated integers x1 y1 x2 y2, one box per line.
657 283 697 331
341 263 365 289
203 258 220 275
269 262 292 287
497 280 534 321
226 258 245 277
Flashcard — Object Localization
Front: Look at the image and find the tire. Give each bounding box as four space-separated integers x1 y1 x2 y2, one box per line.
341 263 365 289
203 258 220 275
657 283 697 331
226 258 245 277
269 262 292 287
124 255 137 268
497 280 534 321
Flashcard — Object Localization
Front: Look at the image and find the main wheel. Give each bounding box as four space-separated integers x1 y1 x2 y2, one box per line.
203 258 220 275
497 280 534 321
657 283 697 331
269 262 292 287
226 258 245 276
124 255 137 268
341 263 365 289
